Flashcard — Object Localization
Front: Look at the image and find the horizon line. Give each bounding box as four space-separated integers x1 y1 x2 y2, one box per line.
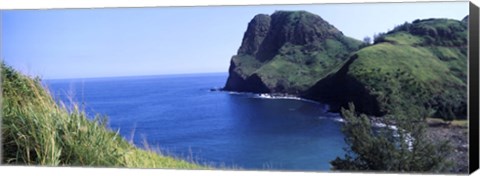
42 71 229 81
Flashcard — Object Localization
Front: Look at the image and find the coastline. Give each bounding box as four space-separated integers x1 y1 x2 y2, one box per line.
214 88 328 106
216 88 468 173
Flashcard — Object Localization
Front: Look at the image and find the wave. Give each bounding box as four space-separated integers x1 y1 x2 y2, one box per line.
216 88 322 103
317 111 344 123
220 90 324 105
372 121 413 150
221 90 255 96
253 93 323 105
332 117 345 123
318 116 345 123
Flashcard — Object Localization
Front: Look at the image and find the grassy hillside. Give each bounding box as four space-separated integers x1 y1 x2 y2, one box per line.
1 63 205 168
307 18 467 119
253 36 361 93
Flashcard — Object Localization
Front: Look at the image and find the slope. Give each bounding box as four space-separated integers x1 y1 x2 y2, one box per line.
1 63 205 168
306 18 468 119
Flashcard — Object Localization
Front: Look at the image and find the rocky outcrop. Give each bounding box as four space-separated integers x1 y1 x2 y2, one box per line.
237 14 271 56
223 11 361 93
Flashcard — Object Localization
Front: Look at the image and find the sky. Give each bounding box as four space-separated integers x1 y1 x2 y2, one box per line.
1 1 468 79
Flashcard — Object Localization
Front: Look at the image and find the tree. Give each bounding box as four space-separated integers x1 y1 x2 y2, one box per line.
330 103 452 172
363 36 372 45
439 106 455 125
359 36 372 49
373 32 386 44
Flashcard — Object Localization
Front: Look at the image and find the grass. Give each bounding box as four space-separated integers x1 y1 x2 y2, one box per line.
426 117 468 128
383 32 424 45
235 38 360 93
345 18 467 119
231 54 262 79
450 120 468 127
1 63 206 169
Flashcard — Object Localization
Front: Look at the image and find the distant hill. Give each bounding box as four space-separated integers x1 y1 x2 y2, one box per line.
306 18 468 119
223 11 362 94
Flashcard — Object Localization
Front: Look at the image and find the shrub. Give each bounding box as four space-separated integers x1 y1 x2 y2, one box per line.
330 103 452 172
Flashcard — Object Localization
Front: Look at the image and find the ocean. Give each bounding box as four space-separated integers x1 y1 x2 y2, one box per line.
45 73 347 171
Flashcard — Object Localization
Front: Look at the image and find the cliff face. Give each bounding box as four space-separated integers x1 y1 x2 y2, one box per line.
237 14 271 56
223 11 361 93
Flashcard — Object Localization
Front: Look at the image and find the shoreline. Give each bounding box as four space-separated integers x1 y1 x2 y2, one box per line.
213 88 329 106
216 88 468 173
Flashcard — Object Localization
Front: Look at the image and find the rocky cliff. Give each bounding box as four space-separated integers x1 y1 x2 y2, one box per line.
223 11 362 93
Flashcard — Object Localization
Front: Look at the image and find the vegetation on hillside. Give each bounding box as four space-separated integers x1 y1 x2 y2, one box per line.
1 63 205 168
328 18 467 173
307 18 467 121
353 18 467 119
253 36 361 93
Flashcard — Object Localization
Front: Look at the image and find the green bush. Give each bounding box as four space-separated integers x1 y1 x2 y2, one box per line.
330 103 452 172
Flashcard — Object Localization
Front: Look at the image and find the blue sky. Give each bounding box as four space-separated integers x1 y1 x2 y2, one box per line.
1 2 468 79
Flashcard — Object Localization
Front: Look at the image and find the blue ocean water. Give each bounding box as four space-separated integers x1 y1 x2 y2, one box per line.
45 73 347 171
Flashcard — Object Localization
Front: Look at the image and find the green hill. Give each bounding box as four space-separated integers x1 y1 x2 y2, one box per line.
223 11 362 93
1 63 205 168
306 18 468 119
